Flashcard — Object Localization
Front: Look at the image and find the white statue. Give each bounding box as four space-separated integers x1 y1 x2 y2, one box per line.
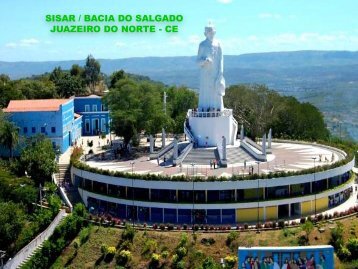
197 23 226 111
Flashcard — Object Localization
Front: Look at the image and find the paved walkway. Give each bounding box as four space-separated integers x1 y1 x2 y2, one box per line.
80 135 346 178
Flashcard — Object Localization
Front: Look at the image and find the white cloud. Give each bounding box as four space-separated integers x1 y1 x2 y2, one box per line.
4 38 40 48
5 42 17 48
19 38 40 46
217 0 232 4
258 13 281 20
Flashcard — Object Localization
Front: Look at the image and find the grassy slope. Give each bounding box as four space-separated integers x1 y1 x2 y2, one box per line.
52 216 358 269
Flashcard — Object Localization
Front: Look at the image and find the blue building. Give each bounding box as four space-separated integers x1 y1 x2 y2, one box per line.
3 99 82 154
74 95 110 136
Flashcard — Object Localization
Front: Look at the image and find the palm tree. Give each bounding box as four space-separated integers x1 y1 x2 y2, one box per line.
0 121 19 158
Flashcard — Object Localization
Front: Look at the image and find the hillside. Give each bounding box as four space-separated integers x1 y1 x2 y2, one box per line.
50 216 358 269
1 50 357 140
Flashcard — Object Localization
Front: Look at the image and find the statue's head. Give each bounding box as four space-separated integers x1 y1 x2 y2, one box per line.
204 23 216 41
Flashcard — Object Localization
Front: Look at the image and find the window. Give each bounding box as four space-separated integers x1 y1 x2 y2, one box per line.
85 105 90 112
32 127 36 133
41 126 46 133
85 120 90 133
23 127 28 134
101 118 106 132
52 142 56 148
51 127 56 133
101 104 104 111
92 105 97 112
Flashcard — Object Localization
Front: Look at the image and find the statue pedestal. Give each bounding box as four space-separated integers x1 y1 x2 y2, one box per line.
186 109 238 147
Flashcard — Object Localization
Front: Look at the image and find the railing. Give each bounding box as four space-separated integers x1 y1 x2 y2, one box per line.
240 138 267 162
231 116 239 142
52 174 73 212
173 142 193 166
4 210 67 269
244 137 262 152
149 141 175 160
184 124 195 145
187 108 233 118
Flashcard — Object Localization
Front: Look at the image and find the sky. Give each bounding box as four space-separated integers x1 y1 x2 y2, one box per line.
0 0 357 61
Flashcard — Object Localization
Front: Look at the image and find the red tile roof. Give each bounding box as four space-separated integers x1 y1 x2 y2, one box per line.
3 99 70 112
74 113 82 119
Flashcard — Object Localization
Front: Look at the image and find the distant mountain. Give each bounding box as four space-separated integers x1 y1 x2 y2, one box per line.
1 50 357 140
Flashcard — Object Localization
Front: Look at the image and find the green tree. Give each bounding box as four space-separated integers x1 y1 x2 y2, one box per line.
13 79 57 100
110 69 126 88
49 66 65 83
55 73 85 97
224 84 329 140
301 220 314 245
70 64 84 77
19 136 57 185
0 202 25 249
83 55 101 93
0 120 20 158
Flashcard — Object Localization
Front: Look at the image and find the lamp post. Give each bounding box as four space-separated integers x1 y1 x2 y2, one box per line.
191 163 196 231
256 161 260 175
255 161 260 233
130 161 135 228
256 177 260 234
312 157 317 220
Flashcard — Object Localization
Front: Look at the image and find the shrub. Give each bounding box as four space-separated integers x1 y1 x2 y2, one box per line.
226 231 239 246
171 254 179 264
152 223 158 230
161 250 169 259
183 224 187 230
104 246 116 262
167 223 174 231
176 246 187 258
141 239 157 256
300 217 306 224
122 224 136 242
150 253 161 268
193 224 199 231
330 221 344 251
244 223 248 230
79 226 90 245
337 246 351 261
278 219 285 229
178 233 188 248
116 249 132 266
224 255 238 269
159 224 165 231
272 222 277 229
346 238 358 259
317 214 323 221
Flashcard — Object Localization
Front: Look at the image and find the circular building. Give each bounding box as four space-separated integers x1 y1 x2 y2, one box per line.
71 139 355 224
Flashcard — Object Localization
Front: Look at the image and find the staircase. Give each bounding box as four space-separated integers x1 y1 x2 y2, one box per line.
226 147 255 164
55 163 83 206
55 163 71 186
4 210 67 269
183 148 219 165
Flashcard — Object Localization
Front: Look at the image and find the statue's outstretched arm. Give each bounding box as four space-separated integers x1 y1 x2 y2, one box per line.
197 43 210 67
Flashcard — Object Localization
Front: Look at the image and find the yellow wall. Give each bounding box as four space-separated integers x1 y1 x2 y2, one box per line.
236 208 264 222
316 197 328 212
301 200 312 216
265 206 278 220
244 188 263 199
